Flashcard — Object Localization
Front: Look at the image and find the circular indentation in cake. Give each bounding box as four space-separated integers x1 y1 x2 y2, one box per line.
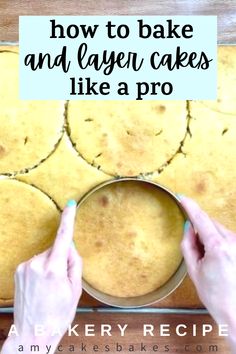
18 134 111 210
74 180 184 297
67 101 187 176
198 47 236 115
0 51 64 174
0 179 60 300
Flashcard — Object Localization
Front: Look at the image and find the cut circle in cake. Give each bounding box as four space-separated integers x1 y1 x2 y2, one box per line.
18 134 111 210
0 179 60 302
74 180 184 298
0 49 64 175
67 101 187 176
153 102 236 232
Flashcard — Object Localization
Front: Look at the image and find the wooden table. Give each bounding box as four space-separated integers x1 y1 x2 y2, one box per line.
0 0 236 43
0 1 235 352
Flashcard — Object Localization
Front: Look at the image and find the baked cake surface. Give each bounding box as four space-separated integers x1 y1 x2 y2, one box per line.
153 102 236 231
0 179 60 300
18 134 110 209
67 101 187 176
0 49 64 174
198 47 236 114
75 181 184 297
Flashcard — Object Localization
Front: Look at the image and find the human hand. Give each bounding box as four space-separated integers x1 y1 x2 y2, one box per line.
2 200 82 353
180 196 236 350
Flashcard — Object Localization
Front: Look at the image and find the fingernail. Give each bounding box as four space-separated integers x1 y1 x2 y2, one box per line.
184 220 190 233
72 240 76 248
67 200 77 207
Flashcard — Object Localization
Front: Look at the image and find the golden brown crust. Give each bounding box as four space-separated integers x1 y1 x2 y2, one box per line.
0 45 18 53
67 101 187 176
0 298 13 307
18 134 111 209
0 50 64 174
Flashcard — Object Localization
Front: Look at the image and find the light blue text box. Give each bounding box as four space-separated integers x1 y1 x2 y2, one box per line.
19 16 217 100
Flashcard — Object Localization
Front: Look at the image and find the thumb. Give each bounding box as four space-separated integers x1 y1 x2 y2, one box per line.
181 221 200 280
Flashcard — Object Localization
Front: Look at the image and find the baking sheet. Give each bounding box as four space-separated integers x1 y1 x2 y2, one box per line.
0 41 204 314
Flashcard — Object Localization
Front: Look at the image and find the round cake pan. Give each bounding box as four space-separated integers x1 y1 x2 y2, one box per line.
76 177 188 308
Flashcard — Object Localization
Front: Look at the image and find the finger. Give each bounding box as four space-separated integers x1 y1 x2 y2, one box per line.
27 249 51 272
31 248 51 260
179 196 221 248
14 262 26 312
67 245 83 290
14 262 26 280
181 221 200 278
50 200 77 263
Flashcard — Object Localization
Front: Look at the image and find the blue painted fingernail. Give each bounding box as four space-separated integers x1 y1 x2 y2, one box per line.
184 220 190 233
176 194 184 199
67 200 77 207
